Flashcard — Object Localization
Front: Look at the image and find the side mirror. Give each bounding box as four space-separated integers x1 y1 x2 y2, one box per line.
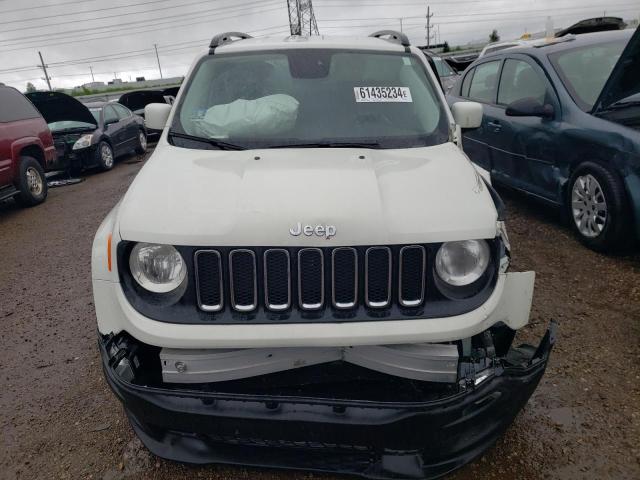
144 103 172 131
451 101 483 129
506 98 554 118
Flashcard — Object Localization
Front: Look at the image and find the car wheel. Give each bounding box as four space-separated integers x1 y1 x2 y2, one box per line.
135 130 147 154
97 141 114 171
567 162 631 252
15 156 48 207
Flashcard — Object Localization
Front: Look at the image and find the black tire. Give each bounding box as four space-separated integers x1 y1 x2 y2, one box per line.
566 162 631 252
96 141 115 171
134 129 147 155
15 156 48 207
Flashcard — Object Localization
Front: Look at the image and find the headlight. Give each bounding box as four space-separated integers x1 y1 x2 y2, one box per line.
435 240 490 287
72 134 93 150
129 243 186 293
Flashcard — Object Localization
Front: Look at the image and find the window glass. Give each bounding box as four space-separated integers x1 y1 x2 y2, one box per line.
172 49 450 150
461 68 474 97
103 106 119 124
113 104 131 119
432 57 455 77
468 61 500 103
549 39 626 111
498 59 547 105
0 87 41 122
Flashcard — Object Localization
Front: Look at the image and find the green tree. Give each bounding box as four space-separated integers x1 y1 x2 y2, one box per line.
489 29 500 43
26 82 36 93
442 41 450 53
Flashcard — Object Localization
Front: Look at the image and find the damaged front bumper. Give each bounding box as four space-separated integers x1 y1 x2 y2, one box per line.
99 322 555 480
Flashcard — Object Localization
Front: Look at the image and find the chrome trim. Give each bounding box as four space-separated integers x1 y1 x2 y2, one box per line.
194 250 223 312
398 245 426 307
229 249 257 312
365 246 392 308
263 249 291 311
298 248 324 310
332 247 358 309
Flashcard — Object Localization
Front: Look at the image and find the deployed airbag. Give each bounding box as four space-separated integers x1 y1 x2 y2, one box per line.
199 94 299 137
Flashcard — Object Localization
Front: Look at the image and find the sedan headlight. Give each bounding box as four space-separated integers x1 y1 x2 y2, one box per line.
435 240 490 287
129 243 186 293
72 134 93 150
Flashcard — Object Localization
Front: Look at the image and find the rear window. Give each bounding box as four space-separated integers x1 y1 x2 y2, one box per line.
0 87 42 123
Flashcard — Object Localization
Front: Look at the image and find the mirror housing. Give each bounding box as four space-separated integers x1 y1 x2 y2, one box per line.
144 103 172 131
451 101 483 129
506 98 554 118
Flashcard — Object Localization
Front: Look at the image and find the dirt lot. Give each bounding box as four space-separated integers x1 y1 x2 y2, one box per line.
1 149 639 480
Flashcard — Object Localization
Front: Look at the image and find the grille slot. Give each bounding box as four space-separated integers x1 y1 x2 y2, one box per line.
194 250 223 312
264 249 291 311
332 247 358 309
229 249 257 312
365 247 392 308
298 248 324 310
399 245 426 307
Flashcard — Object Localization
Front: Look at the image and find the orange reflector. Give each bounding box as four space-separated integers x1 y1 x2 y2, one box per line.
107 234 112 272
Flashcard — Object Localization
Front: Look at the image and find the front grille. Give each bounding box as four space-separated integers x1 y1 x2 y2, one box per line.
194 245 433 315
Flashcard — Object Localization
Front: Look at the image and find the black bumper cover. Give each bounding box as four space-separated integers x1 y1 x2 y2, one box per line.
100 326 555 480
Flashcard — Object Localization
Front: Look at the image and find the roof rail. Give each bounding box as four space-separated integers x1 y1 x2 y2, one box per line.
369 30 411 47
209 32 252 54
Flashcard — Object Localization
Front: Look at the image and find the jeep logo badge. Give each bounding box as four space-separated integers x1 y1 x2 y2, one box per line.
289 222 336 239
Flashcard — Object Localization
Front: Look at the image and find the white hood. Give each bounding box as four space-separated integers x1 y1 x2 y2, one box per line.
117 142 498 246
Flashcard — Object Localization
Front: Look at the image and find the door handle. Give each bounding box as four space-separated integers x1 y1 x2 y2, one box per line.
487 121 502 132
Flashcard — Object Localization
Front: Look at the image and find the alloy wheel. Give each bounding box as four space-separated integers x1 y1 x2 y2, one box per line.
101 144 114 168
139 132 147 152
571 174 607 238
25 167 43 196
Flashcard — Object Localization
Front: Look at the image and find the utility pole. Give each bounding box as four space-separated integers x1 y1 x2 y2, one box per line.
287 0 319 36
399 18 403 32
38 51 52 91
425 5 434 48
154 43 163 79
89 66 95 82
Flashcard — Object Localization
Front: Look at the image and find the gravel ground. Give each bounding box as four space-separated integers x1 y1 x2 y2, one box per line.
1 149 639 480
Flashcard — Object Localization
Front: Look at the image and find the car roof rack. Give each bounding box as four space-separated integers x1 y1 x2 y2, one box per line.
369 30 411 47
209 32 252 54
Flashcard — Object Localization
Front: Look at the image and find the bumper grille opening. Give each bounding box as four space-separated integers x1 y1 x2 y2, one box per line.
298 248 324 310
195 250 223 312
399 246 426 307
264 249 291 311
332 247 358 309
365 247 392 308
229 250 257 312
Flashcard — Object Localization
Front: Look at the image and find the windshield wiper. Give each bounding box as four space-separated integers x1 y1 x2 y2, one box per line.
266 141 381 149
168 130 246 150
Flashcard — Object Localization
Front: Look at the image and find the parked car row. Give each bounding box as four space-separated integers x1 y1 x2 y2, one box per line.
447 27 639 252
0 87 148 207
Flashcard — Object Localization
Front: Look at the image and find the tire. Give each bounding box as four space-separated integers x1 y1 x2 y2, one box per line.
134 130 147 155
566 162 631 252
15 156 48 207
96 141 115 171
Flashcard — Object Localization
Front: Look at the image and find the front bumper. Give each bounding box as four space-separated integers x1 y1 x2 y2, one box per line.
99 323 555 480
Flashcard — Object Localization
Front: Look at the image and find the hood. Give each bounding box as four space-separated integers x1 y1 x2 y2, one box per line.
117 143 498 247
593 27 640 113
25 91 97 126
118 90 168 111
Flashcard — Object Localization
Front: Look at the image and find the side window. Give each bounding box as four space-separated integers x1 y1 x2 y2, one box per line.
0 88 41 122
113 104 131 119
460 68 474 97
498 59 547 106
468 60 501 104
103 106 119 124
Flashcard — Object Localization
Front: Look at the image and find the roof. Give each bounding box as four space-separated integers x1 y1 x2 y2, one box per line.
84 101 107 108
214 35 408 54
495 28 634 57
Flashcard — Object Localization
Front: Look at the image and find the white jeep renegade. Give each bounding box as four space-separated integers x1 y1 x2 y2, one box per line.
92 31 554 479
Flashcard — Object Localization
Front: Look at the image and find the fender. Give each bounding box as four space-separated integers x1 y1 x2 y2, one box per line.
10 137 47 176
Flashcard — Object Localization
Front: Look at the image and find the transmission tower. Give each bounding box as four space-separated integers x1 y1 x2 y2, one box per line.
287 0 319 36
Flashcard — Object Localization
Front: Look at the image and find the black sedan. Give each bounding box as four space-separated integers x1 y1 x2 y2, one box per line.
447 28 639 252
26 92 147 173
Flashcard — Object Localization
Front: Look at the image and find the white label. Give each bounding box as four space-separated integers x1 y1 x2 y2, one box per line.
354 86 412 103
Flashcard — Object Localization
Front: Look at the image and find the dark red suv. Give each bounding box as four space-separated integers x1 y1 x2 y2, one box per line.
0 85 56 206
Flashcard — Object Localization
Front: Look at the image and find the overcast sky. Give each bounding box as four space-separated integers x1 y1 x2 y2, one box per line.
0 0 638 91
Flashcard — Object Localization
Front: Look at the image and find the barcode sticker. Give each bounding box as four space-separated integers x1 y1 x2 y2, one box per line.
354 86 412 103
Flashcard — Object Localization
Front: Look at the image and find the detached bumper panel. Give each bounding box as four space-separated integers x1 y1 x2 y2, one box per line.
100 324 555 480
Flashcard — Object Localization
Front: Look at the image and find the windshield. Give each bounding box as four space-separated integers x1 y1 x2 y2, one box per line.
89 108 101 123
432 56 456 77
549 39 627 111
171 49 449 150
48 120 96 132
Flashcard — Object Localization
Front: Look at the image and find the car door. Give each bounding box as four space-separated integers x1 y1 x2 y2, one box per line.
454 59 502 171
489 55 561 200
103 105 126 155
113 104 137 149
